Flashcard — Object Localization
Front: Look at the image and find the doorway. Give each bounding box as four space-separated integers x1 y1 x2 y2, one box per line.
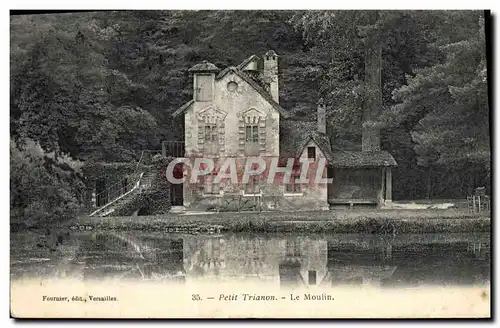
95 177 108 207
170 163 184 206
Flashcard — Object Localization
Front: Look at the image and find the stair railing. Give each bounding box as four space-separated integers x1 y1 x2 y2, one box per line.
89 172 144 217
90 151 147 216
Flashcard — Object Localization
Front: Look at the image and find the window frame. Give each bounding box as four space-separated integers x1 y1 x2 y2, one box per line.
195 74 213 102
244 123 260 156
203 124 218 142
245 124 259 143
202 122 219 155
308 270 317 285
285 183 302 194
307 146 316 160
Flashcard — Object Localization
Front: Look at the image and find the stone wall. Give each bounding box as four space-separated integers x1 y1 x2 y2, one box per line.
183 70 281 208
182 69 332 211
277 139 329 211
184 72 280 158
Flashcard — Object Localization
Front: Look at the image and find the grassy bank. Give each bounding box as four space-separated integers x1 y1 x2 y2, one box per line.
67 209 491 234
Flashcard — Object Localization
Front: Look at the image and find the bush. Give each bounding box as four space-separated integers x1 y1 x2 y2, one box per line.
113 156 173 216
10 139 85 228
114 190 171 216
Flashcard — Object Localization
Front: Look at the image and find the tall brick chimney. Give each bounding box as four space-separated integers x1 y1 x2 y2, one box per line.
263 50 279 103
362 126 380 152
317 98 326 134
362 14 382 153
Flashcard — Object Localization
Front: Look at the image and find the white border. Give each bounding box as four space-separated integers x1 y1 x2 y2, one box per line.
3 3 498 327
4 1 500 10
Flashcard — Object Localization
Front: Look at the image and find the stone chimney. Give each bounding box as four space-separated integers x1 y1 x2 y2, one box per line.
263 50 279 103
361 71 381 152
361 124 380 152
317 98 326 134
361 82 381 151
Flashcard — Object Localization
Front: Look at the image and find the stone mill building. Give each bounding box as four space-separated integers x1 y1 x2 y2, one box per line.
170 50 397 212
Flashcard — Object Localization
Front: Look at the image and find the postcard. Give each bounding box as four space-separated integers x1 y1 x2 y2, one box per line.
10 9 491 319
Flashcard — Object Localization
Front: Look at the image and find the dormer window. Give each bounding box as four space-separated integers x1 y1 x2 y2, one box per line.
195 74 213 102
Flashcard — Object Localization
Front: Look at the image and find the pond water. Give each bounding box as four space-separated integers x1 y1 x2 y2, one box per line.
10 230 490 288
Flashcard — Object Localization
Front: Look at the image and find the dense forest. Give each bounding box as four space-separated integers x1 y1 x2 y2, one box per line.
10 10 490 224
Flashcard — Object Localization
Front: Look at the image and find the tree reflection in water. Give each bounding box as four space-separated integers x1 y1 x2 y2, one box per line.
10 231 490 288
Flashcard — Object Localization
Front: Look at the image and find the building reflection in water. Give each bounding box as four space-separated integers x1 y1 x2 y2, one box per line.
71 232 489 288
182 235 328 287
79 232 185 282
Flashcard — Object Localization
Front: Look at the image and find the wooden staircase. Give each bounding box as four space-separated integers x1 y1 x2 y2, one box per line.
89 151 157 217
89 172 145 217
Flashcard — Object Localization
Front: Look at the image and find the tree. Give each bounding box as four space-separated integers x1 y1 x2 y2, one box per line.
391 12 489 164
291 10 490 198
386 11 489 195
10 138 86 227
10 12 159 162
10 11 490 201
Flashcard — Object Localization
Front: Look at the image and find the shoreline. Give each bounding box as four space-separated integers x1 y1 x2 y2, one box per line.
60 209 490 234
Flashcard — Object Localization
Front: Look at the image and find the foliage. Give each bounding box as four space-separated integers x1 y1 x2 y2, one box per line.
73 210 490 234
10 13 159 162
113 157 173 216
113 191 171 216
81 162 138 178
10 10 491 203
292 10 490 197
387 12 489 167
10 138 86 227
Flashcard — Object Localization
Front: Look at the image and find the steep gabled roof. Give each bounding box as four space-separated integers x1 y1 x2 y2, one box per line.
280 118 333 163
280 118 398 168
330 151 398 168
173 54 289 118
299 133 335 163
215 66 236 80
236 54 260 70
171 99 194 118
280 118 313 159
217 66 290 118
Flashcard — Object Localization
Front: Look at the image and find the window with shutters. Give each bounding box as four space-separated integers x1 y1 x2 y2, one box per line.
203 123 219 155
245 124 259 155
195 74 212 102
